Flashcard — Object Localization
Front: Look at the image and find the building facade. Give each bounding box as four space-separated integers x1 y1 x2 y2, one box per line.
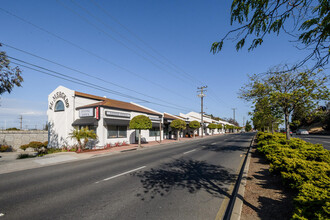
47 86 163 148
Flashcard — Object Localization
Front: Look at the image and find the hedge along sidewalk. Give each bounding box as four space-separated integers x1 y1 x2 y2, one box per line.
0 133 227 175
255 132 330 220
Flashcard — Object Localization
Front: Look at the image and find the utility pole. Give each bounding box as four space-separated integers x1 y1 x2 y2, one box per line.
19 115 23 130
243 116 246 127
198 86 207 138
231 108 237 122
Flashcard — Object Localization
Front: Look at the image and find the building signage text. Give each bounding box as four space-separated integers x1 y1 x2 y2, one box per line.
96 107 100 120
105 111 130 118
79 108 94 117
49 91 69 110
149 116 161 121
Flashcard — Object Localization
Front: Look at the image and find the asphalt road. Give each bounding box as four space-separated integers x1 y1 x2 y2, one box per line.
293 134 330 150
0 133 254 220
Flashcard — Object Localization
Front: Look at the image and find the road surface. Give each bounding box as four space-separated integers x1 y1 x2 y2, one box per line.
293 134 330 150
0 133 254 220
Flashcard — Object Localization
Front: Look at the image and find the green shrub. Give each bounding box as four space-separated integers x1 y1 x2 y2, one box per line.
28 141 44 149
0 145 12 152
256 132 330 219
20 144 29 151
17 153 36 159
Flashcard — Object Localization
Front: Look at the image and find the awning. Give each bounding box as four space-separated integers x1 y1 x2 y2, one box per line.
104 118 130 126
72 118 98 126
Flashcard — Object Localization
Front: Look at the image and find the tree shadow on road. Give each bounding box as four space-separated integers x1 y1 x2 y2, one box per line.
133 158 237 201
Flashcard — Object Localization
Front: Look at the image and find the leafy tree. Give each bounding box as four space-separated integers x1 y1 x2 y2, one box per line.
217 124 223 133
129 115 152 148
189 120 201 138
69 127 97 152
245 120 252 132
0 45 23 95
241 69 329 139
207 123 217 135
211 0 330 71
250 96 283 132
170 119 186 140
223 117 239 126
224 124 230 133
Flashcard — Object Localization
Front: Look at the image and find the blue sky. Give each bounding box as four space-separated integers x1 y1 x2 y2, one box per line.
0 0 323 129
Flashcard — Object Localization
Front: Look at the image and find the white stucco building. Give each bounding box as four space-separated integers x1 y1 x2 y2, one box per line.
47 86 163 148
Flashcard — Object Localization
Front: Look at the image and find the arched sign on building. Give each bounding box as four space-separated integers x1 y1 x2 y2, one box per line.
49 91 70 110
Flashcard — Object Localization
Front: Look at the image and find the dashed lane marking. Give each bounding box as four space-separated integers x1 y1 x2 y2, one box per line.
183 149 196 154
95 166 146 184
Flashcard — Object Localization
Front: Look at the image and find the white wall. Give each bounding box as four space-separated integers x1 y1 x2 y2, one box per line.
47 86 75 148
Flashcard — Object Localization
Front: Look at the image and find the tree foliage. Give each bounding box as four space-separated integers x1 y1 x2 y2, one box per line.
170 119 186 140
245 120 252 132
130 115 152 147
129 115 152 130
250 95 283 132
0 45 23 95
207 123 217 135
189 120 201 129
189 120 201 138
241 68 330 139
211 0 330 71
69 127 97 152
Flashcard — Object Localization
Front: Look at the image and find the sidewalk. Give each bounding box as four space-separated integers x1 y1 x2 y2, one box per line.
0 134 223 175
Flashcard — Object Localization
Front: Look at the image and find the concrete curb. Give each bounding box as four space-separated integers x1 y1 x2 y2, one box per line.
230 148 252 220
229 135 255 220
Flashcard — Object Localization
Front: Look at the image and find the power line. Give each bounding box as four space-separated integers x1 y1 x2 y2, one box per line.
10 59 193 112
0 7 195 103
3 43 196 111
1 5 232 117
90 0 232 110
70 0 198 87
90 0 202 86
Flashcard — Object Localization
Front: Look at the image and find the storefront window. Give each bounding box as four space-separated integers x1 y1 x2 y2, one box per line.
108 125 127 138
149 127 160 137
118 126 127 138
55 100 64 112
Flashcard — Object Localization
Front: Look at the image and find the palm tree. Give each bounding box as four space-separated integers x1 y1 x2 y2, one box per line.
70 127 97 152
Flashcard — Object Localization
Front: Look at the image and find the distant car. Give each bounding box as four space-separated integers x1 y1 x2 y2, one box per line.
296 129 309 135
280 129 292 136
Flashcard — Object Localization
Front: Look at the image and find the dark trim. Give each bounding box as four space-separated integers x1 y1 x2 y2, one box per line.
72 118 98 126
104 118 130 126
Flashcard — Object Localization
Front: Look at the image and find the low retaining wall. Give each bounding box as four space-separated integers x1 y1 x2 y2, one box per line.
0 131 48 150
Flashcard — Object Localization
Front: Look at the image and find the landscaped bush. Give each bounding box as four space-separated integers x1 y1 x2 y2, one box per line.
20 144 30 151
20 141 48 153
256 132 330 220
0 145 12 152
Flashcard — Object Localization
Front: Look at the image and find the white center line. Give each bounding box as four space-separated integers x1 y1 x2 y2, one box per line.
95 166 146 184
211 142 217 145
183 149 196 154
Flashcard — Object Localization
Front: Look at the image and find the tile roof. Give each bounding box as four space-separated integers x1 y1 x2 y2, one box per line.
163 113 180 120
75 91 106 101
75 91 162 116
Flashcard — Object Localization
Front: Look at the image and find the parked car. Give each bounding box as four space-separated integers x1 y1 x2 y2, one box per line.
296 129 309 135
